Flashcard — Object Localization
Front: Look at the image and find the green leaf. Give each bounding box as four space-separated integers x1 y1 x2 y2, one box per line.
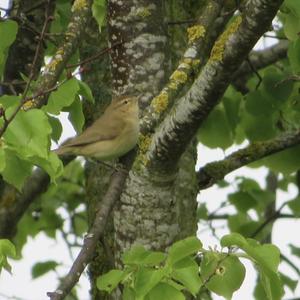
1 150 32 190
204 255 246 300
122 245 166 266
280 272 298 292
245 90 274 116
262 68 293 104
221 233 281 271
33 152 63 182
48 115 63 143
92 0 106 30
249 190 273 212
31 261 59 279
0 20 18 77
0 147 5 172
67 96 85 133
97 269 126 292
2 108 63 181
146 282 185 300
288 39 300 73
171 257 202 295
0 95 20 110
238 177 261 191
73 214 88 236
289 244 300 259
62 159 84 184
197 204 208 220
221 233 283 300
258 268 283 300
284 0 300 16
254 279 268 300
78 80 95 103
44 78 80 114
135 268 166 298
259 145 300 174
4 109 51 159
123 286 136 300
228 191 257 213
282 15 300 41
288 196 300 216
198 105 233 149
0 239 16 258
167 236 202 265
0 239 16 274
221 232 247 249
228 214 262 238
240 111 277 142
223 87 242 132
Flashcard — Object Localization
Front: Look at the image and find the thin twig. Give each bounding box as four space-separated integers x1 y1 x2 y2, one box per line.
0 77 66 137
0 0 53 138
207 213 296 220
167 19 197 26
246 57 262 90
24 0 47 14
47 154 135 300
0 80 27 86
281 253 300 276
197 131 300 189
251 202 287 238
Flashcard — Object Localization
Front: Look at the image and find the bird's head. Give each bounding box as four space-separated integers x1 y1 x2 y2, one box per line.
110 95 139 116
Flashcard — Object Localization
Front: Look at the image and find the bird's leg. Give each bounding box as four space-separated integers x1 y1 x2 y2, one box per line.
85 158 116 171
85 158 128 175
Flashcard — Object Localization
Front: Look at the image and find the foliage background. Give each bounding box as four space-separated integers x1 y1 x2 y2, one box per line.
0 0 300 299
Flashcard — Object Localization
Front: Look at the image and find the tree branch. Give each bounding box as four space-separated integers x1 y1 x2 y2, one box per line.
0 156 74 239
140 0 224 133
29 0 92 109
0 169 50 238
281 253 300 276
235 40 289 78
207 213 295 220
46 153 135 300
197 130 300 189
233 40 289 93
146 0 284 175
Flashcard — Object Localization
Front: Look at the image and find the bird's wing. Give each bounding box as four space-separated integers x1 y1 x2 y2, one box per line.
62 115 124 147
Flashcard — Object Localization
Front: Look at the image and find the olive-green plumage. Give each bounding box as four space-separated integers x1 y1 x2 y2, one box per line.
55 96 139 160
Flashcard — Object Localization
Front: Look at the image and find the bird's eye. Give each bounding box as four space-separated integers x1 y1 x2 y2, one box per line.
124 100 129 104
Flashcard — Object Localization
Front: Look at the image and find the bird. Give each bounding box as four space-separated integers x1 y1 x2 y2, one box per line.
55 95 139 160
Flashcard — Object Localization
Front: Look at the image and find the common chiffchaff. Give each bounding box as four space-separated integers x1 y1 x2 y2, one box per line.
55 95 139 160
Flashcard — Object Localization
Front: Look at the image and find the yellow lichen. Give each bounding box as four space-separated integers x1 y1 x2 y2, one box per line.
66 32 77 38
136 7 151 18
170 70 188 84
72 0 88 12
168 81 177 90
22 100 35 111
57 48 64 56
138 134 152 154
192 59 201 67
210 16 242 61
187 25 206 43
182 58 193 65
152 91 169 113
136 134 153 167
47 60 58 72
